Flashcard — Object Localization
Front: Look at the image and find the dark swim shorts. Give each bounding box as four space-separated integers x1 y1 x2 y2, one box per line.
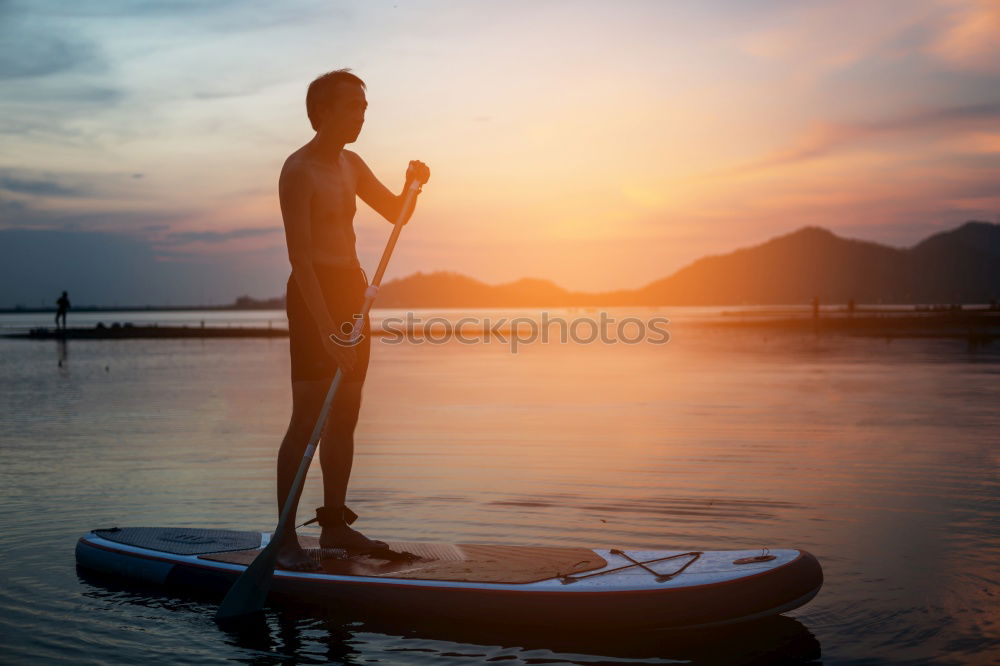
286 264 371 383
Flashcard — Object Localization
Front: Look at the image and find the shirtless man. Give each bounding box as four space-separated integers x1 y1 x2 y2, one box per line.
276 69 429 569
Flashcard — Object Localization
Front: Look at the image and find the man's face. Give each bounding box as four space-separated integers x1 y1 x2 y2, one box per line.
325 82 367 143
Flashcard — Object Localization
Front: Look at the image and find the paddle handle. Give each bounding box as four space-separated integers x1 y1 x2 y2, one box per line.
274 179 423 537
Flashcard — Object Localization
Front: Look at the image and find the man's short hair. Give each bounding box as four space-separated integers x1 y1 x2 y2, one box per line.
306 69 366 131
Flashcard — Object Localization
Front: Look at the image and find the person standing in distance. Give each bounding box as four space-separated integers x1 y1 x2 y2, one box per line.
55 291 70 330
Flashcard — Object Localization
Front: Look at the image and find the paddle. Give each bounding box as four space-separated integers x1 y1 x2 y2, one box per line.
216 177 425 621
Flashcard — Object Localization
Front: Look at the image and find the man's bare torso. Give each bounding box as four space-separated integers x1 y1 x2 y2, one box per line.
281 147 362 268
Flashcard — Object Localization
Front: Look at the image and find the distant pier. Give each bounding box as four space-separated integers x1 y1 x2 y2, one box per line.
5 323 289 340
708 307 1000 341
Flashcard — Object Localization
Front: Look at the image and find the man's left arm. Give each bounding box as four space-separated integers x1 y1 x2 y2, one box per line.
348 151 429 224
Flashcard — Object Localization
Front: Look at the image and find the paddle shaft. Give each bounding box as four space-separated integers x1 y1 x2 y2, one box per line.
274 179 423 539
215 179 422 621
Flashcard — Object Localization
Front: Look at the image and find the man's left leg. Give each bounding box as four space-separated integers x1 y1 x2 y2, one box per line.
317 379 387 550
321 379 362 510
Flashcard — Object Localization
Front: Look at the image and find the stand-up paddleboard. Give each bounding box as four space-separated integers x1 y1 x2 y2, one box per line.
76 527 822 629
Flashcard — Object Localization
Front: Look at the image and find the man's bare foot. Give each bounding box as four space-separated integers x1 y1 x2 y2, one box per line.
320 523 388 552
275 537 321 571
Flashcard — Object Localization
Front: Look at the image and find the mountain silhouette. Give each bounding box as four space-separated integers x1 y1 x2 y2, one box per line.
375 272 582 308
375 221 1000 307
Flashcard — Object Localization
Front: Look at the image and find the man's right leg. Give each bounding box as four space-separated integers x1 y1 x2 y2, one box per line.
275 378 326 570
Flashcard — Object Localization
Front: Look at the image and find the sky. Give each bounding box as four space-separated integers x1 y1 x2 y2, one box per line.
1 0 999 306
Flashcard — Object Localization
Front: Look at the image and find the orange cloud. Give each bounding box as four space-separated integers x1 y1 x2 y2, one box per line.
929 0 1000 71
721 103 1000 176
943 132 1000 153
740 0 939 80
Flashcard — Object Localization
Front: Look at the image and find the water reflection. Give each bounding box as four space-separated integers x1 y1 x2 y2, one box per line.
3 326 996 664
56 338 68 373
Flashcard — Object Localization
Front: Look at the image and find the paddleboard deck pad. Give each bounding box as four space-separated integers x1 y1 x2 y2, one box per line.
76 527 823 629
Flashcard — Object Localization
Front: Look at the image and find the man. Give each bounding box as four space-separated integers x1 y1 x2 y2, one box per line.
277 69 429 569
55 291 70 330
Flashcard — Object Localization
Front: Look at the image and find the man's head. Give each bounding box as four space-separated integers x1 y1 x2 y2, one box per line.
306 69 367 142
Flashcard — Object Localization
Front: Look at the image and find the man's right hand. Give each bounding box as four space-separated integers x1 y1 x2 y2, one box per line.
323 332 357 375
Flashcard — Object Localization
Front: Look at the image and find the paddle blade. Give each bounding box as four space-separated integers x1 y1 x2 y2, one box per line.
215 535 282 621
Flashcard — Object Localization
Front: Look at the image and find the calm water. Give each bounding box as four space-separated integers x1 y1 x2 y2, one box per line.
0 310 997 665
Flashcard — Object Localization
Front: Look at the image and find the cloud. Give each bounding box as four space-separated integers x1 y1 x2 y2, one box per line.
0 194 183 235
739 0 942 77
0 4 123 139
0 34 95 80
160 227 282 245
0 168 164 208
738 1 1000 83
0 173 92 198
0 227 288 307
724 102 1000 175
928 0 1000 71
944 132 1000 153
0 170 279 260
0 9 101 80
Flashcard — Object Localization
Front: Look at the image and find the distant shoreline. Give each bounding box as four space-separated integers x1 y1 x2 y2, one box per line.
4 302 1000 314
0 304 283 314
5 308 998 342
5 221 997 310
